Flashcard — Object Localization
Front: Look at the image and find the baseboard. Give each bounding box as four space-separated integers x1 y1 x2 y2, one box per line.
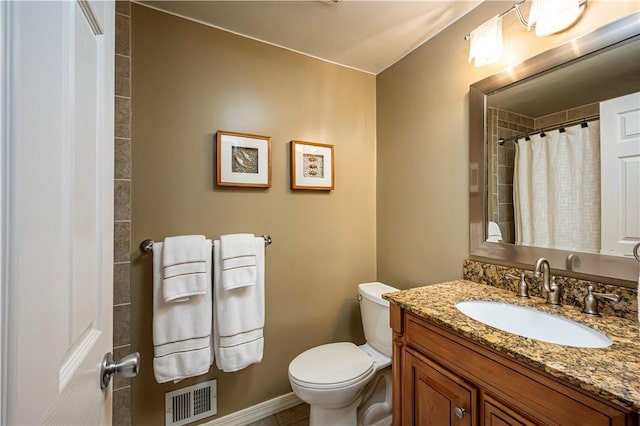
203 392 303 426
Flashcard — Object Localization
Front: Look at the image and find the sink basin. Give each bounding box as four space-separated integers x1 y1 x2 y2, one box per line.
455 300 612 348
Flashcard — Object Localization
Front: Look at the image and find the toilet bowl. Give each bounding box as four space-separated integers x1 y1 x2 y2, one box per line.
288 282 398 426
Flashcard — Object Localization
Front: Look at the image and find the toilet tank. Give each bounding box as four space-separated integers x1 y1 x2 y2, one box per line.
358 282 398 358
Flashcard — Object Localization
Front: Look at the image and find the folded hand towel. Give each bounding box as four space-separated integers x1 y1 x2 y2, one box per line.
220 233 257 290
220 233 256 259
213 237 265 372
162 235 209 302
153 241 214 383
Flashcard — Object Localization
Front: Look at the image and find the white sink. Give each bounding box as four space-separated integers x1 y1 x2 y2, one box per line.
455 300 612 348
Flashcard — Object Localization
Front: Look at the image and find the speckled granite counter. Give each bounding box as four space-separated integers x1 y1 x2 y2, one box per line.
383 280 640 413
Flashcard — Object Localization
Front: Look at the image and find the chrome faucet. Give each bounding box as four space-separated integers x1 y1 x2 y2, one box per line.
534 257 561 306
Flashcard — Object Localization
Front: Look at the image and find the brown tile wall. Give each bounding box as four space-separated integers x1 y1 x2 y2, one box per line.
114 1 132 425
488 108 533 243
534 102 599 130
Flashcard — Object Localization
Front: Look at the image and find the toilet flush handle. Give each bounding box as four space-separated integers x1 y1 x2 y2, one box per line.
357 294 362 301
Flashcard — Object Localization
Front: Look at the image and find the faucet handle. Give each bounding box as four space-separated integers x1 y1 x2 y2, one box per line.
505 273 530 299
582 286 620 316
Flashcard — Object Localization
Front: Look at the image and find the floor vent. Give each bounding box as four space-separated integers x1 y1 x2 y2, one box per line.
165 379 217 426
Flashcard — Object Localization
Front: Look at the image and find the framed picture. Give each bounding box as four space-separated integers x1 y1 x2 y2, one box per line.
290 140 334 190
216 130 272 188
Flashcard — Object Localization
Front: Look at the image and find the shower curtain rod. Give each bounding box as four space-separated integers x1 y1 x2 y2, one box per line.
498 114 599 145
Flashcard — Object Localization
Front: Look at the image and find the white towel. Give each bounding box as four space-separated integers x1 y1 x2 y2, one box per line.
220 233 257 290
153 241 214 383
162 235 209 302
213 237 265 372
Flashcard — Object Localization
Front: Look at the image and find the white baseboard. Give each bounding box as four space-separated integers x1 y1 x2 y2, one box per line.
203 392 303 426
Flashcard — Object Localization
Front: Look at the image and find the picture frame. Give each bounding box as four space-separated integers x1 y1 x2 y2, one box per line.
216 130 272 188
290 140 334 190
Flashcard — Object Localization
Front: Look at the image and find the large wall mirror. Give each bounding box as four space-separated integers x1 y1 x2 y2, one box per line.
469 12 640 287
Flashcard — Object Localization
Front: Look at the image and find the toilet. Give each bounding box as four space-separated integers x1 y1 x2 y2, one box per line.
288 282 398 426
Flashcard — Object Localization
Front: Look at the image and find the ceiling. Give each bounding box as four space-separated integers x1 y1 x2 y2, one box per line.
138 0 483 74
489 37 640 118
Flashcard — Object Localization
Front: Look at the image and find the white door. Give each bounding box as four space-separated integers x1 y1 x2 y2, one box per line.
600 92 640 257
1 1 115 424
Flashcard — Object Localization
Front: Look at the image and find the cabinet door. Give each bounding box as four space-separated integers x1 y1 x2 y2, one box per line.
483 395 537 426
403 349 477 426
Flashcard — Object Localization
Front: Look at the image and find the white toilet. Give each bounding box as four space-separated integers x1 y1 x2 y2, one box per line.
288 282 398 426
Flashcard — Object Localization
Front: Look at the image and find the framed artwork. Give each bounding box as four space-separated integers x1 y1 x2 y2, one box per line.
290 140 334 190
216 130 272 188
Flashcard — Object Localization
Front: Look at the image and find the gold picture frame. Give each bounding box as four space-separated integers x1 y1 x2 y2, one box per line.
216 130 272 188
290 140 334 190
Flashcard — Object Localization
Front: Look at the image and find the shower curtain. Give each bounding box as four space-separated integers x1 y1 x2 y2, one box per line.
514 120 601 252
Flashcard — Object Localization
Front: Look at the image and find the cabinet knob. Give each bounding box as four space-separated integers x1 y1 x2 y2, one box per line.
454 406 466 419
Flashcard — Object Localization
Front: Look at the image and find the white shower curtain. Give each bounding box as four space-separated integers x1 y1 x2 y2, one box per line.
514 120 601 252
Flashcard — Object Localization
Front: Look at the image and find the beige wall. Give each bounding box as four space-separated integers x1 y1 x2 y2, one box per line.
376 1 640 288
130 0 639 422
130 5 376 423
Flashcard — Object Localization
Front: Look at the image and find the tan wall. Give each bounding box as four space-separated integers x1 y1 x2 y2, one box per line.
376 1 640 288
130 5 376 423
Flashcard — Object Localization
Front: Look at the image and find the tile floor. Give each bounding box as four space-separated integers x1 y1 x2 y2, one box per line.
246 403 310 426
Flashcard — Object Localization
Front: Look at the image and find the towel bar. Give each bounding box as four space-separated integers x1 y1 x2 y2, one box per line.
139 235 272 254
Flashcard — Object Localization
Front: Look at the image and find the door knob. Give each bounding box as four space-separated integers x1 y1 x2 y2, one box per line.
100 351 140 389
454 406 466 419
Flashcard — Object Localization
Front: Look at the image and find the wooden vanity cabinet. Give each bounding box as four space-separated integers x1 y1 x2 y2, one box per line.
403 349 478 425
390 304 637 426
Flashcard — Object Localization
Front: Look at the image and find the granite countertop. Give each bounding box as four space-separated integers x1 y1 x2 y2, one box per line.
383 280 640 412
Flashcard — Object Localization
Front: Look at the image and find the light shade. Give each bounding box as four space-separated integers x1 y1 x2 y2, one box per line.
468 15 503 67
528 0 581 37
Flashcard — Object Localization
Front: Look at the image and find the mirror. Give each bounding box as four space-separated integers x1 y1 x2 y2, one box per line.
469 12 639 286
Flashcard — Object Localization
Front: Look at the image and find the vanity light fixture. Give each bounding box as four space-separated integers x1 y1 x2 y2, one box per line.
528 0 582 37
466 0 587 67
467 14 504 67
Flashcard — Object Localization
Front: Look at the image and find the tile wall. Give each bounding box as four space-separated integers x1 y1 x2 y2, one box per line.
488 108 534 243
534 102 599 130
113 1 132 424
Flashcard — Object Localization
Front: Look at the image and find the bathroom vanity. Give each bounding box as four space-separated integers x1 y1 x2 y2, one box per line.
384 281 639 426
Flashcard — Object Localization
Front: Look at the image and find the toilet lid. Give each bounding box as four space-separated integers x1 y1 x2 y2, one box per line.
289 342 374 388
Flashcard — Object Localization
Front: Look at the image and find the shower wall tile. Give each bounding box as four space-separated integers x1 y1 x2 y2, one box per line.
567 102 599 121
534 103 600 130
114 180 131 221
116 0 130 16
535 111 566 129
115 97 131 139
115 13 130 56
114 2 132 424
488 108 533 244
113 387 132 426
115 55 131 97
114 222 131 263
114 262 131 305
113 303 131 348
115 138 131 180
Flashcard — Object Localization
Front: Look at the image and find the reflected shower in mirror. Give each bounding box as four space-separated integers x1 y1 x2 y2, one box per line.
469 13 640 285
486 38 640 256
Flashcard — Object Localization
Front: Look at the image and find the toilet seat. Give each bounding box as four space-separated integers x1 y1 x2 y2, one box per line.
289 342 374 390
